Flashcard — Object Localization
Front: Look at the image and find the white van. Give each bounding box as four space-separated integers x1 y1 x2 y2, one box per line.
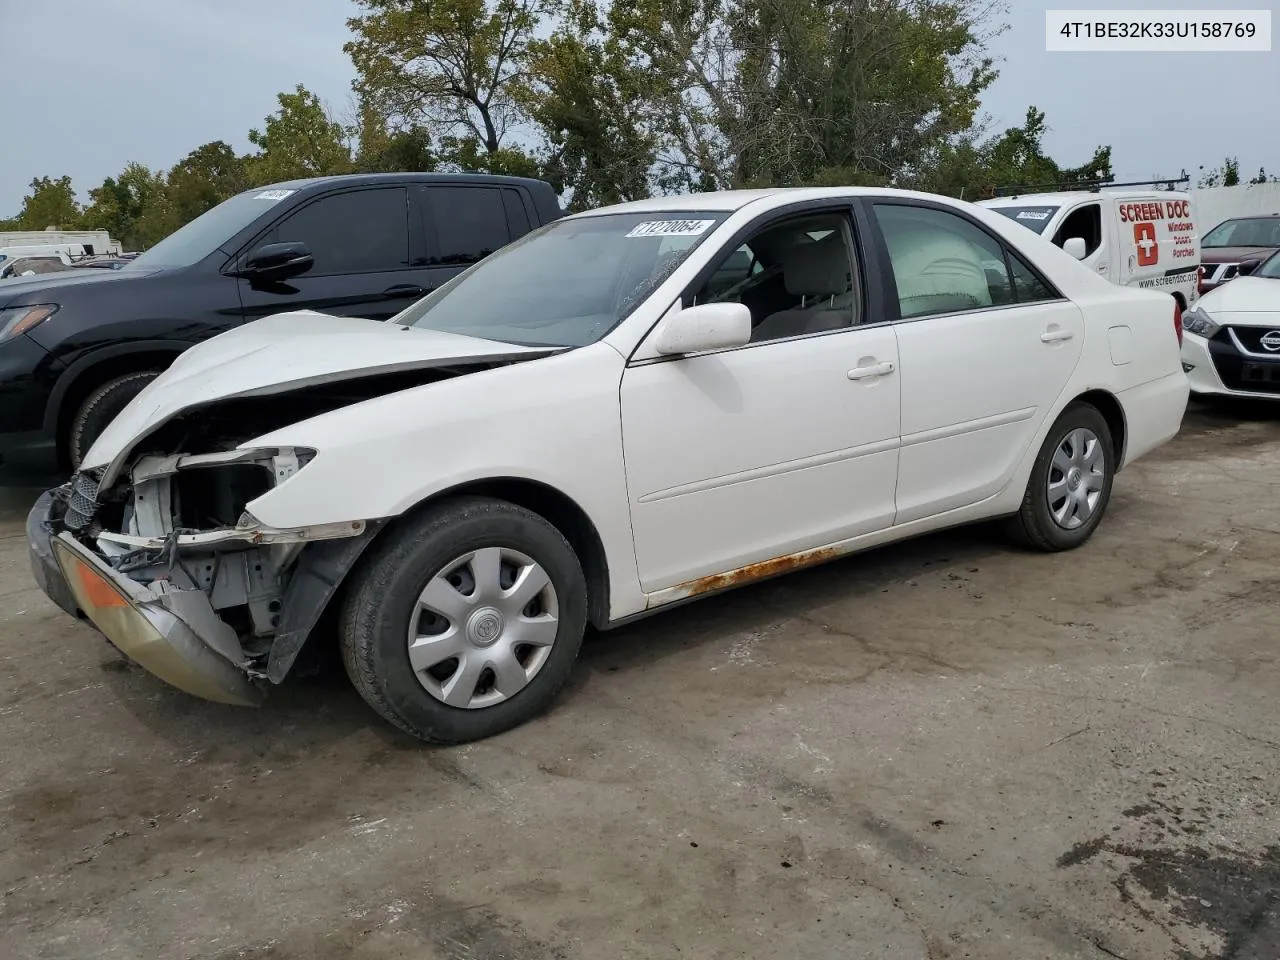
977 183 1201 316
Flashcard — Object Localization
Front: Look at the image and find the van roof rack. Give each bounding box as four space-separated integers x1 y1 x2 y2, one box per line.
989 173 1189 198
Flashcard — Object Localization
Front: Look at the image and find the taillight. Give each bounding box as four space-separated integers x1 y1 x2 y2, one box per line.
1174 300 1183 346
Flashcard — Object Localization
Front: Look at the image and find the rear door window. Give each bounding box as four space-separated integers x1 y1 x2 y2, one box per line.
420 186 512 266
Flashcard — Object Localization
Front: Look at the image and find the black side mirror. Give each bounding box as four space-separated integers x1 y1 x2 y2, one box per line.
1237 260 1260 277
240 242 313 282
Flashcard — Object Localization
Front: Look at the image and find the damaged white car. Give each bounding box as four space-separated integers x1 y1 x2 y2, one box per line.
29 187 1190 743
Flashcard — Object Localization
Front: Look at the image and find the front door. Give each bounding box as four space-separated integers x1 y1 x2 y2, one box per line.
867 200 1085 524
236 186 424 323
620 207 901 594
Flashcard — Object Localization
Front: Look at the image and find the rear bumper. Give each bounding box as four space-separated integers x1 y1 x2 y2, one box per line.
1118 371 1190 466
27 489 264 706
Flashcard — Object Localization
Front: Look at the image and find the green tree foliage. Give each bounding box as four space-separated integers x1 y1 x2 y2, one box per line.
353 100 438 172
13 176 82 230
246 84 354 185
80 163 173 249
524 0 657 208
167 141 250 223
346 0 549 177
1198 157 1241 189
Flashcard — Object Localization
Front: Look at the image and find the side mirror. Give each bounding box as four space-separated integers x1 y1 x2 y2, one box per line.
1237 260 1259 277
240 241 313 282
653 302 752 355
1062 236 1088 260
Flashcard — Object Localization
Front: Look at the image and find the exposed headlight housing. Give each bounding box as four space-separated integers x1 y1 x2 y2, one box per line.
0 303 59 343
1182 306 1220 339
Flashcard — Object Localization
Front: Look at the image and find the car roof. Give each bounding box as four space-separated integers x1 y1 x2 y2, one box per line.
564 186 977 219
253 172 553 193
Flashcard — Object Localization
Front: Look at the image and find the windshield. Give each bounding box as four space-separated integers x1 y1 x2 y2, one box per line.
128 187 299 269
1203 217 1280 248
1258 250 1280 279
396 211 729 347
988 205 1060 235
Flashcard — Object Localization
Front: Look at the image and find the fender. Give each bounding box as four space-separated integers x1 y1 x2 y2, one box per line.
44 338 194 434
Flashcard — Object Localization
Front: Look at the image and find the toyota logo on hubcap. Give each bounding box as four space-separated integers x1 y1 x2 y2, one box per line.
1261 331 1280 352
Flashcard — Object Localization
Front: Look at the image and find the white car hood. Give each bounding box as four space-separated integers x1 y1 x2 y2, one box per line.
81 310 556 476
1199 276 1280 318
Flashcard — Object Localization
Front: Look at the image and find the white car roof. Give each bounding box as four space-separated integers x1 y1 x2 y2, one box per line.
565 186 981 219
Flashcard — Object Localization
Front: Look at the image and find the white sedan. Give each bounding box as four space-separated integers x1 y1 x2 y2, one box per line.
1182 250 1280 398
28 187 1189 743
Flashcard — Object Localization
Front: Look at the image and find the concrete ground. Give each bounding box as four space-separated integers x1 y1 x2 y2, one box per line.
2 401 1278 960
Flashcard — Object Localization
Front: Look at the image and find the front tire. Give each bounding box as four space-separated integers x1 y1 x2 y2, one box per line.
68 370 162 469
339 496 588 744
1004 402 1115 551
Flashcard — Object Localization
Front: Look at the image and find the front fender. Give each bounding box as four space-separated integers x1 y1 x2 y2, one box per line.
241 342 646 620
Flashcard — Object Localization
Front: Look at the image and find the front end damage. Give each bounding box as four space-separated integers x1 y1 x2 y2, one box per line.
29 447 380 705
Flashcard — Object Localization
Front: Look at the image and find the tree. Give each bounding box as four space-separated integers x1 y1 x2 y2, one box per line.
1248 166 1276 185
80 163 172 249
13 175 81 230
346 0 551 172
602 0 1004 192
352 100 437 173
246 85 354 185
525 0 658 208
167 141 250 223
1198 156 1241 188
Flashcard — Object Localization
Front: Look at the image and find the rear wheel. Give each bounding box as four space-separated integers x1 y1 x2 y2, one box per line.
67 370 162 469
1004 402 1115 551
339 496 588 744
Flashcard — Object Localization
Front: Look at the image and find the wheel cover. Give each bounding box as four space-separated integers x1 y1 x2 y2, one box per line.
1047 427 1107 531
406 547 559 710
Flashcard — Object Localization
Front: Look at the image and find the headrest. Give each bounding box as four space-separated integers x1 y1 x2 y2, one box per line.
783 234 850 298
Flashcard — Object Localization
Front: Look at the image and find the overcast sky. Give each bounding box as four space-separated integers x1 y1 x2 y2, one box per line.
3 0 1277 215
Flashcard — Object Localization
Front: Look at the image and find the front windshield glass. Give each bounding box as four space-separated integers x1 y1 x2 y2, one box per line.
128 187 299 269
1258 250 1280 279
1203 217 1280 248
396 211 729 347
988 205 1060 234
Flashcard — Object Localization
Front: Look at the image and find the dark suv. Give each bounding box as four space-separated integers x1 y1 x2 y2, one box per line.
0 172 562 476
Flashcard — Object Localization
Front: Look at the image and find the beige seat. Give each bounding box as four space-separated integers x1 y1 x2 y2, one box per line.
750 236 854 342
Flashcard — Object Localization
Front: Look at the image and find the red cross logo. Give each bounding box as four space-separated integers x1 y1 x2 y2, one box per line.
1134 223 1159 267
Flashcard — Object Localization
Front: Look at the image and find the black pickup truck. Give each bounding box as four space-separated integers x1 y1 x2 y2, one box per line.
0 172 563 476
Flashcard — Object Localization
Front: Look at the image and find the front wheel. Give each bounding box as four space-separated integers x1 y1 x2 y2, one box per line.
339 496 588 744
1004 402 1115 551
68 370 162 469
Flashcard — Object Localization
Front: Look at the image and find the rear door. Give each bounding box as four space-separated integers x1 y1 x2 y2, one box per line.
867 199 1085 523
410 184 531 293
235 186 423 323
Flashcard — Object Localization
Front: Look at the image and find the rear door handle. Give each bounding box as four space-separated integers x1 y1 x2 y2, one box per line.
383 284 428 300
1041 328 1074 343
847 360 895 380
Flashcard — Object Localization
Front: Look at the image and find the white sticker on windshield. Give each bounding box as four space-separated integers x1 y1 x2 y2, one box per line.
625 219 715 238
254 189 296 201
1016 210 1051 221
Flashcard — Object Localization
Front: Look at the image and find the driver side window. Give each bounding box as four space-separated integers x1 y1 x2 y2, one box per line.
690 211 862 343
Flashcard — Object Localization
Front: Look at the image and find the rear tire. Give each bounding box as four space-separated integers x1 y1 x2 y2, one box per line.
1004 402 1115 552
67 370 162 469
339 496 588 744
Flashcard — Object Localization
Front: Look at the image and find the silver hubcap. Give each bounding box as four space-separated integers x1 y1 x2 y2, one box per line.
407 547 559 710
1048 427 1106 530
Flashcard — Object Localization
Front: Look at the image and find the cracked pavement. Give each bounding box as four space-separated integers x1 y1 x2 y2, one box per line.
2 400 1278 960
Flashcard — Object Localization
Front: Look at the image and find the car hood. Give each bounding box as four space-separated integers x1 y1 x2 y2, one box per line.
1197 276 1280 317
82 310 560 477
1200 245 1280 265
0 265 164 301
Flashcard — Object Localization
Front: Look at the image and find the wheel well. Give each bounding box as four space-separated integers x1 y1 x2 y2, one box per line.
393 478 611 629
1074 389 1127 467
55 350 181 468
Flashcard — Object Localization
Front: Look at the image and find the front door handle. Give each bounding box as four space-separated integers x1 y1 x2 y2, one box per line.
847 360 895 380
1041 328 1074 343
383 284 429 300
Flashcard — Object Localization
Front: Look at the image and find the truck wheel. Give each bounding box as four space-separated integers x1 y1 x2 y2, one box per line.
339 496 588 744
68 371 161 469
